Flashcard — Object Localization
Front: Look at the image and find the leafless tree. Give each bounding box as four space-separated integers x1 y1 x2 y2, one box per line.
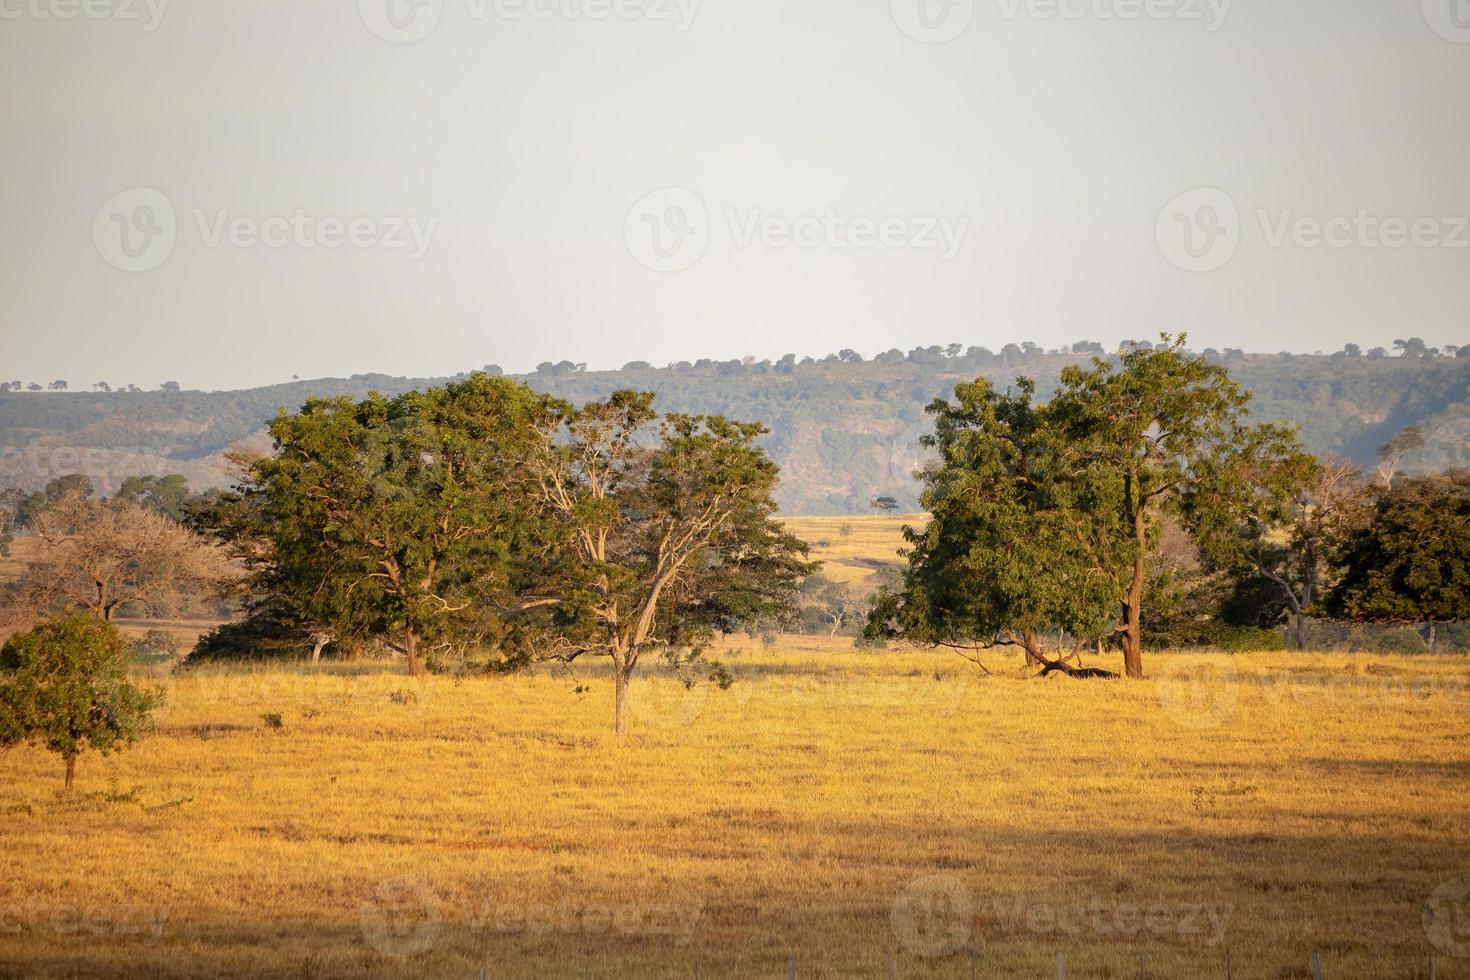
2 491 237 630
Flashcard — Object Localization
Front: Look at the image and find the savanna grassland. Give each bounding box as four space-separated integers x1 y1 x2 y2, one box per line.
1 518 1468 979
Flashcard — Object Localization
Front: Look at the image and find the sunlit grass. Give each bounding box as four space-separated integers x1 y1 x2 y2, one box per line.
1 634 1466 978
784 513 917 586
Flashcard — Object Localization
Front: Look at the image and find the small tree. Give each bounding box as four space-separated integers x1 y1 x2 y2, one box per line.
1323 470 1470 650
1375 425 1426 485
870 496 900 513
115 473 192 520
0 615 163 789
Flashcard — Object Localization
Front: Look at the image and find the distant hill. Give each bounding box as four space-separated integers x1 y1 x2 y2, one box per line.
3 346 1468 514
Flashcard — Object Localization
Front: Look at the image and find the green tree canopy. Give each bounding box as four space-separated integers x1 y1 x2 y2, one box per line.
523 392 814 733
0 614 163 789
870 336 1314 677
247 373 563 676
1047 336 1312 676
115 473 192 520
866 377 1123 666
1323 470 1470 640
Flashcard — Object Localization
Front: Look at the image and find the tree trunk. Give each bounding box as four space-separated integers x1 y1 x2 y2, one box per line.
1021 633 1045 667
1294 611 1307 652
311 634 328 664
614 666 630 737
404 628 425 678
1121 515 1147 679
64 754 76 791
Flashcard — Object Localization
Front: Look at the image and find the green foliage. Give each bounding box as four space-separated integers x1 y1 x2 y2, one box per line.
866 377 1122 660
871 337 1314 673
180 602 316 665
1208 626 1288 653
1324 471 1470 625
1047 337 1314 673
243 373 564 675
0 614 163 788
115 474 191 520
520 391 814 730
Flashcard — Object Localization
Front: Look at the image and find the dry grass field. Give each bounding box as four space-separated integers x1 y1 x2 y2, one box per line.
783 514 916 587
1 517 1468 979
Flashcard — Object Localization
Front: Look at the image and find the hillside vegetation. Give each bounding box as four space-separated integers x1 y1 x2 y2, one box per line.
3 347 1468 513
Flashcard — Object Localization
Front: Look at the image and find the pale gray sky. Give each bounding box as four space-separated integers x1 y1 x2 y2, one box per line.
1 0 1467 390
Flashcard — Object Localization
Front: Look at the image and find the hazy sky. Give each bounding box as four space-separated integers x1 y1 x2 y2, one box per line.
1 0 1467 390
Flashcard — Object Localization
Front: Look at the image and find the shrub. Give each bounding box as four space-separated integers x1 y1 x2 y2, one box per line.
1209 626 1287 653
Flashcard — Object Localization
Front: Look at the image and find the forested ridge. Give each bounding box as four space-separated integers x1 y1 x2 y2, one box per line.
3 344 1468 514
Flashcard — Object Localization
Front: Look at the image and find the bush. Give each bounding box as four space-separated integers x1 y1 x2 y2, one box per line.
181 606 311 666
132 628 180 665
1209 626 1287 653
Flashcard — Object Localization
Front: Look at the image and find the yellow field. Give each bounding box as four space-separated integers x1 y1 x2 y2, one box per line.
784 513 916 586
2 635 1468 979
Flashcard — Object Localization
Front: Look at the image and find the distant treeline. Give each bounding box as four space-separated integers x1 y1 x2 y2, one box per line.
3 340 1468 514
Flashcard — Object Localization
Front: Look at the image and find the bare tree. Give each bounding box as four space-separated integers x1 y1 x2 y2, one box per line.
1376 425 1426 485
1237 461 1367 650
3 492 236 629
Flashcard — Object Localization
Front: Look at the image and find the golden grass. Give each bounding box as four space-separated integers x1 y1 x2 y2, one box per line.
2 635 1467 979
784 513 917 586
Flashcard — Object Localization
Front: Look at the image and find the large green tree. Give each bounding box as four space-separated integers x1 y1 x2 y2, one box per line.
1048 337 1312 676
865 378 1123 666
247 373 560 676
0 614 162 789
1323 470 1470 649
524 392 813 734
871 337 1313 677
